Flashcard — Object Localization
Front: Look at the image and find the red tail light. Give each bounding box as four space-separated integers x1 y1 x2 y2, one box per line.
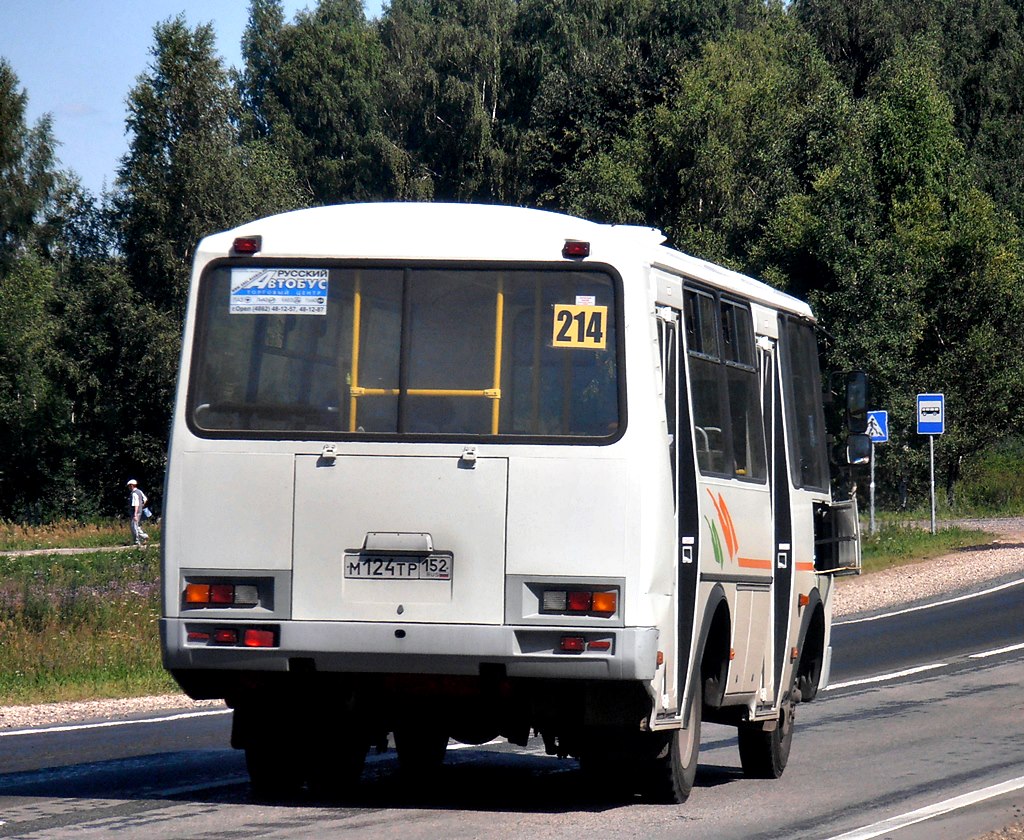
567 591 592 612
244 628 276 648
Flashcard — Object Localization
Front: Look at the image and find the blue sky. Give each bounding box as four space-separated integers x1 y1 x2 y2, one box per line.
0 1 383 196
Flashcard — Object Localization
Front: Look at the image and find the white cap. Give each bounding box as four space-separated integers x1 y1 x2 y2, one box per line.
126 479 137 486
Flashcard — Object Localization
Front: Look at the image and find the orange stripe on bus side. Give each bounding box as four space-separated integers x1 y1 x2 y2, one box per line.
737 557 773 570
795 562 815 572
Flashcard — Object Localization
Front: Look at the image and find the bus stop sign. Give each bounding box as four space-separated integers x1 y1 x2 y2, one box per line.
917 393 945 435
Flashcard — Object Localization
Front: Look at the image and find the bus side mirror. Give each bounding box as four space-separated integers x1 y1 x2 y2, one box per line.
845 370 868 434
846 433 871 466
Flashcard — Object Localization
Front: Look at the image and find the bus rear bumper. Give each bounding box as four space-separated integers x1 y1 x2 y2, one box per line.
161 618 659 682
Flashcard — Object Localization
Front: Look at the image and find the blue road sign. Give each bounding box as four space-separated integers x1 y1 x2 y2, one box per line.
917 393 945 435
866 410 889 443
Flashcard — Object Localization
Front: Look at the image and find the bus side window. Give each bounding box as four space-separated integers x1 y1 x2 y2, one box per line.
685 289 729 475
684 289 767 482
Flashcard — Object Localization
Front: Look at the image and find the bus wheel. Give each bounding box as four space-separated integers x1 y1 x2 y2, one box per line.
306 730 368 798
245 744 304 800
644 681 702 803
737 690 796 779
395 727 449 777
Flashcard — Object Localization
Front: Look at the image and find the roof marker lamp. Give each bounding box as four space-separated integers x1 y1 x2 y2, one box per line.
232 235 262 255
562 240 590 259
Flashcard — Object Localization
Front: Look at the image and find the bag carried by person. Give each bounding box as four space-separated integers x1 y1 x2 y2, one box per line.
142 506 153 520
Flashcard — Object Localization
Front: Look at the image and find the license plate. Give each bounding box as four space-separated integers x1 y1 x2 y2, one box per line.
343 553 452 580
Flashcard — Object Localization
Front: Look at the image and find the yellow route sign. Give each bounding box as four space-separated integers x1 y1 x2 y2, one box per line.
552 304 608 349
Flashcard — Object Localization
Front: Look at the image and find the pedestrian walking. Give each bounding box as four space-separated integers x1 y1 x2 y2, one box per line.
127 479 149 545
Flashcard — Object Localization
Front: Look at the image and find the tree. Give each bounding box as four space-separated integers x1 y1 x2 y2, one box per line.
378 0 515 201
241 0 394 203
0 59 57 272
116 15 302 318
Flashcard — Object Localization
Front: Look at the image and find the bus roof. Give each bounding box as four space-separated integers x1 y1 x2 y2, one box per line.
199 203 813 319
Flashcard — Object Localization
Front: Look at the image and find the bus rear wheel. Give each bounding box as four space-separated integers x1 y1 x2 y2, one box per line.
395 727 449 777
245 743 304 800
644 681 702 803
737 690 796 779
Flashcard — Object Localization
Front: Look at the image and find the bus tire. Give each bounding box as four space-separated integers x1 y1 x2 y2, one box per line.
306 731 368 798
395 727 449 777
645 680 702 804
737 690 796 779
245 744 304 800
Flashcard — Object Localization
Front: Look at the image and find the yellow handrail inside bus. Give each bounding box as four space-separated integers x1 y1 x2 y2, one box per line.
348 272 362 432
491 275 504 434
347 272 506 433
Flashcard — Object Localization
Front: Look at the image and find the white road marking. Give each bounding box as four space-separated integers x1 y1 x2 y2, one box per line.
447 738 503 751
823 663 947 691
969 641 1024 659
0 708 230 738
834 577 1024 626
824 775 1024 840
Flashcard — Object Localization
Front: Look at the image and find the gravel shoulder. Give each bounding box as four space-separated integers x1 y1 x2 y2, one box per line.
834 521 1024 618
3 522 1023 733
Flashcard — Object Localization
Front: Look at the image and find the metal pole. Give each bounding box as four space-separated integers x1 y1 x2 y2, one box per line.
869 441 876 535
929 434 936 535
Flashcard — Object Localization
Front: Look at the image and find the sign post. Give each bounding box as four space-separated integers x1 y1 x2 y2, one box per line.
917 394 945 535
866 411 888 534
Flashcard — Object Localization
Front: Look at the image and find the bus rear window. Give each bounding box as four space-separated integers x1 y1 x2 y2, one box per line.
188 265 621 440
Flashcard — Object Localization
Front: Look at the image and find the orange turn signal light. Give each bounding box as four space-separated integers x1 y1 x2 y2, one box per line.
185 583 211 604
592 591 617 614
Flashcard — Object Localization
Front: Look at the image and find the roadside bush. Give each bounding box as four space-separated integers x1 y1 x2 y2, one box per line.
957 438 1024 514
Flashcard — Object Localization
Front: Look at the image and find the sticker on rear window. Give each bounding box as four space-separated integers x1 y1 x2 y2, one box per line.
229 268 329 315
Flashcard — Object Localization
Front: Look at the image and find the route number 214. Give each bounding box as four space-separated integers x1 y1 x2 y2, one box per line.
552 304 608 349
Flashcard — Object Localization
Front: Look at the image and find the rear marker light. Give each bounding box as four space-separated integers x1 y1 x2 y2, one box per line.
562 240 591 258
213 629 238 645
591 591 617 614
232 235 262 255
560 636 586 653
184 581 261 608
187 631 210 643
588 640 612 652
567 591 592 612
244 628 276 648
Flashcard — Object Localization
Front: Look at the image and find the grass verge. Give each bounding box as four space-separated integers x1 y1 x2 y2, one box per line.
0 548 176 706
860 523 997 574
0 518 161 551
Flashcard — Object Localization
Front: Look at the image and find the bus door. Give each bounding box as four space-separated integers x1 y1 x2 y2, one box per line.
760 326 794 708
684 288 774 701
656 304 700 716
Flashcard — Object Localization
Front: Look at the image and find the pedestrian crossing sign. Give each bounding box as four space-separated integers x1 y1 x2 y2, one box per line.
866 410 888 443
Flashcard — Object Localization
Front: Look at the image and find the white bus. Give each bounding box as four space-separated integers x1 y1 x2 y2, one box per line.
161 203 864 802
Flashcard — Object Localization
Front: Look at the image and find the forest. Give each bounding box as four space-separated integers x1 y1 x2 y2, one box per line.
1 0 1023 519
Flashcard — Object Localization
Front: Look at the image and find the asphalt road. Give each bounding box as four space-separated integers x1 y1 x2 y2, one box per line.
0 579 1021 839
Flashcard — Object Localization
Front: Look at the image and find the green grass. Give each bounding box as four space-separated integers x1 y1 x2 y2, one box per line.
0 518 160 551
860 523 996 574
0 548 176 706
